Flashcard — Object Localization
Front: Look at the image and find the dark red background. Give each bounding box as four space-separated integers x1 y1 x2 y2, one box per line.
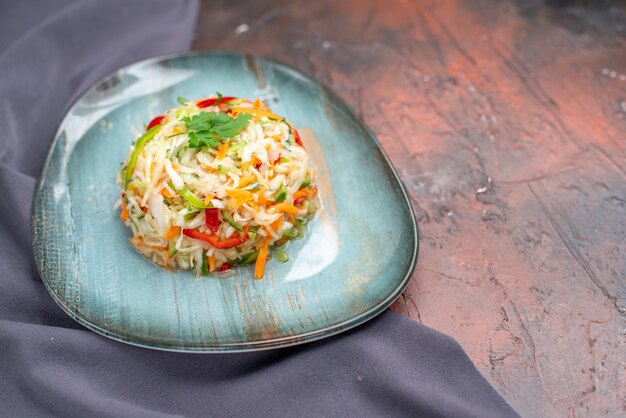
193 1 626 416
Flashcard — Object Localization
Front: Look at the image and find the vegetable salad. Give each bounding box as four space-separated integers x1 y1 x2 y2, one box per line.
117 94 318 278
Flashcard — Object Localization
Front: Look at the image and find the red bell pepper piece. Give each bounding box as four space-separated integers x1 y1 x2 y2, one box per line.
146 115 165 131
217 262 230 271
205 207 220 233
293 128 303 147
197 96 236 108
183 228 247 249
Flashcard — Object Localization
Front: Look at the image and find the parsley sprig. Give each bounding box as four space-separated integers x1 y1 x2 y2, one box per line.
182 112 251 149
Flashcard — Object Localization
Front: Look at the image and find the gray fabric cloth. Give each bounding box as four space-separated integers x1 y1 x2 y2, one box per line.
0 0 520 417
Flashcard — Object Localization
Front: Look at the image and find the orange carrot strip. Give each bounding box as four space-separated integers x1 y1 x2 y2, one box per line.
164 226 180 240
241 156 260 171
204 193 215 206
256 186 267 205
271 203 299 215
226 189 252 210
230 107 284 121
208 255 216 272
293 189 308 200
237 175 257 189
216 142 229 160
255 239 270 279
265 214 283 235
120 201 129 221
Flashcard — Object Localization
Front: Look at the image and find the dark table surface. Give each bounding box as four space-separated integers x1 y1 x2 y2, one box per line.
193 1 626 416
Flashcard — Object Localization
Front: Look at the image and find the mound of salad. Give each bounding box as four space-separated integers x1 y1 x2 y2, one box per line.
116 94 319 279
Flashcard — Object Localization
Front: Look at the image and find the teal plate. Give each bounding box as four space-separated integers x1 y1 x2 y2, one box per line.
32 52 418 352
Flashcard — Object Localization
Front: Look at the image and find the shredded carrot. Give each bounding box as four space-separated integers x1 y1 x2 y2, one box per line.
238 175 257 189
216 142 230 160
270 214 283 232
160 188 173 198
120 201 129 221
164 226 180 240
255 239 270 279
293 189 308 200
230 107 284 121
257 187 267 205
247 201 259 211
309 186 318 198
271 203 299 215
226 189 252 209
208 255 216 272
204 193 215 206
253 98 261 108
202 165 217 173
241 156 261 171
150 162 156 179
171 162 179 170
172 126 183 134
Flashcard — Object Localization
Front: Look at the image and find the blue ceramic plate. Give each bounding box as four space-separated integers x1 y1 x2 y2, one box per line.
32 52 418 352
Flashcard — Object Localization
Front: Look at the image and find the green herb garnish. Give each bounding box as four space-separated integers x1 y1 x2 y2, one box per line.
183 112 252 149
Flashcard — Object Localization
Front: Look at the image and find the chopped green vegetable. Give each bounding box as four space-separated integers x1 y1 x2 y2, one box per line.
168 240 178 257
179 188 205 209
293 219 305 240
275 249 289 263
282 228 299 240
239 250 258 264
217 164 231 174
300 176 311 188
184 210 200 221
222 210 243 232
124 125 161 188
228 140 248 158
279 157 291 163
201 252 209 275
248 231 257 241
214 92 223 106
226 98 243 107
129 180 148 194
177 96 188 105
275 184 287 202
